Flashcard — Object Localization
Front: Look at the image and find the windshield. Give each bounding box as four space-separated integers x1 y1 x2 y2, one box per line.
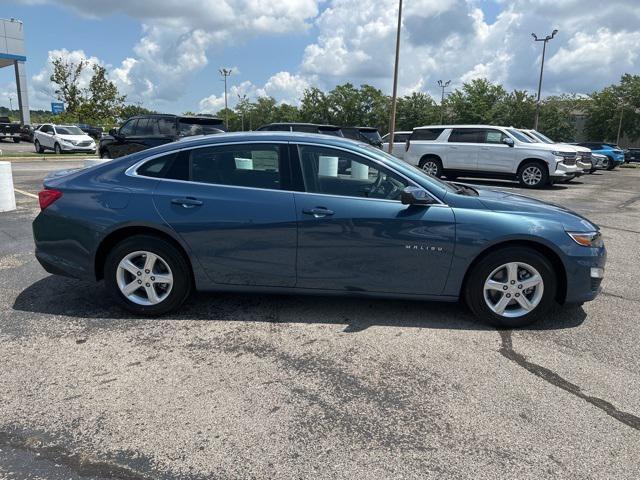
56 126 84 135
506 128 533 143
359 130 382 145
531 130 554 144
362 145 458 194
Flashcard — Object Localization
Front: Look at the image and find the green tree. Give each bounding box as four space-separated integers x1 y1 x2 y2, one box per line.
121 104 156 121
445 78 508 124
76 64 126 124
500 90 536 128
300 87 330 124
50 56 86 114
585 74 640 143
396 92 438 131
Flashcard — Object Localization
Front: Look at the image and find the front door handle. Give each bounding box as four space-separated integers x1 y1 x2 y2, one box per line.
171 197 203 208
302 207 335 218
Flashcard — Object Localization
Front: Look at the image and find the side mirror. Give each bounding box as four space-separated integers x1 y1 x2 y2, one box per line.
109 128 118 137
502 137 514 147
401 186 435 206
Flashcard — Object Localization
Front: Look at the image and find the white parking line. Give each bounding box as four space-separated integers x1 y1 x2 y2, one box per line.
13 188 38 199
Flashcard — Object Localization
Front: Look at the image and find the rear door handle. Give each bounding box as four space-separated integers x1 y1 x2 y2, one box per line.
302 207 335 218
171 197 203 208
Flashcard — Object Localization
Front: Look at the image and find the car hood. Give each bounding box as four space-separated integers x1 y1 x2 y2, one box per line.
518 142 574 153
57 134 94 142
472 186 598 232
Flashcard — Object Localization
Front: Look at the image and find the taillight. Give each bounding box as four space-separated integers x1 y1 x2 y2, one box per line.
38 189 62 210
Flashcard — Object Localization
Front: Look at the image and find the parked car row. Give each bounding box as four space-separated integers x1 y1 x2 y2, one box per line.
382 125 627 188
256 123 384 148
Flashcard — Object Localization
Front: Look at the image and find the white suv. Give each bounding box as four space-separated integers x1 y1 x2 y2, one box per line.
381 131 411 159
519 129 594 174
34 124 97 155
403 125 580 188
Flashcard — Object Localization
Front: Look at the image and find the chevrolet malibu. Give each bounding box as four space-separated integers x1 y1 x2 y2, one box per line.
33 132 606 328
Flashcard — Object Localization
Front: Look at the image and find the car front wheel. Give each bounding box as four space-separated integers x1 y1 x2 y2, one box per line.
54 143 62 155
34 140 44 153
104 235 192 316
518 161 549 188
465 247 557 328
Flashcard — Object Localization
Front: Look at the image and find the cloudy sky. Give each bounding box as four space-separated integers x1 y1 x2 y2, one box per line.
1 0 639 114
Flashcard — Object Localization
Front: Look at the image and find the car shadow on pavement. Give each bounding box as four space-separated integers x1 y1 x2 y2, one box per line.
13 275 586 332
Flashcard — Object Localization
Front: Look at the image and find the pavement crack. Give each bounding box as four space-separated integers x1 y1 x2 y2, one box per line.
597 224 640 235
617 194 640 209
0 429 150 480
498 330 640 432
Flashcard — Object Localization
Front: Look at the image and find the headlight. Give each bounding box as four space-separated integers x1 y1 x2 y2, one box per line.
62 139 79 145
567 231 604 247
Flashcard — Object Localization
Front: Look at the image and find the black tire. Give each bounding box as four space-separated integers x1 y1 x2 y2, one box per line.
517 161 549 188
34 140 44 153
589 168 596 174
104 235 193 316
13 137 20 143
100 148 110 159
54 143 62 155
464 247 557 328
606 156 615 170
419 156 443 178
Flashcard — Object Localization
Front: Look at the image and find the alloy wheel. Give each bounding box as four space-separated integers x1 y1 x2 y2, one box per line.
521 166 543 186
422 161 439 176
483 262 544 318
116 251 174 306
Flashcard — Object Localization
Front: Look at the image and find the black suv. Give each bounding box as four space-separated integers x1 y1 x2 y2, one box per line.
100 114 224 159
76 123 104 140
340 126 383 148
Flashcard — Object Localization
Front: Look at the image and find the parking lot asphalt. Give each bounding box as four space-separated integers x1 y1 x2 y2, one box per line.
1 161 639 479
0 140 35 154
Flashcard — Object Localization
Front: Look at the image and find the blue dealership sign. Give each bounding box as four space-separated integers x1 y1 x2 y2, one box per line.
51 102 65 114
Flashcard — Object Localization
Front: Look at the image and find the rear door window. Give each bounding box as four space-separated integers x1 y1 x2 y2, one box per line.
448 129 483 143
189 144 283 190
393 133 409 143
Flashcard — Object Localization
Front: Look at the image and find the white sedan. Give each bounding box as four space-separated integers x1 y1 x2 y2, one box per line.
34 124 96 154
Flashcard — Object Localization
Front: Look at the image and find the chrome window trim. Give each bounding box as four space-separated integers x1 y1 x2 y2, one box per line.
125 139 449 207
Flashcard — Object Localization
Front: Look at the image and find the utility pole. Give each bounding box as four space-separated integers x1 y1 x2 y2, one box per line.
616 100 625 146
8 97 13 112
387 0 403 154
219 68 232 129
437 80 450 123
531 29 558 130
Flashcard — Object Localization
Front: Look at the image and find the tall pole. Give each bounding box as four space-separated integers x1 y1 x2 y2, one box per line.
532 30 557 130
9 97 13 112
387 0 403 154
219 68 232 129
437 80 450 124
616 101 624 146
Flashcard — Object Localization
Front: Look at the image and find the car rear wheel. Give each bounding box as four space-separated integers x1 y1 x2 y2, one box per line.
100 149 110 159
518 161 548 188
464 247 557 328
419 157 442 177
104 235 192 316
13 137 20 143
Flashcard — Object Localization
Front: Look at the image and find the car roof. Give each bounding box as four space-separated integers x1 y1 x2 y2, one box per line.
413 124 510 130
157 131 368 150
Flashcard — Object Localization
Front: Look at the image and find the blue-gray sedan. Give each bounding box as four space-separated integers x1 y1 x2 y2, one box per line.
32 132 606 327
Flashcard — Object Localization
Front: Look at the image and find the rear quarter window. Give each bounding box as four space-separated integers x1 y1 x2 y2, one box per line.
411 128 444 141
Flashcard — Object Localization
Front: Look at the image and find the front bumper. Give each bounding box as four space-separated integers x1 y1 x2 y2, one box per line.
563 244 607 304
60 143 96 152
576 160 592 173
551 162 579 179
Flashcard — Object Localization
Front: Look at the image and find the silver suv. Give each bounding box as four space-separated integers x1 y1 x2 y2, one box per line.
403 125 580 188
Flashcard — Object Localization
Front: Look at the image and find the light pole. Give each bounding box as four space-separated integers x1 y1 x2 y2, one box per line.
531 29 558 130
8 97 13 112
237 93 248 132
219 68 232 129
387 0 403 154
437 80 450 123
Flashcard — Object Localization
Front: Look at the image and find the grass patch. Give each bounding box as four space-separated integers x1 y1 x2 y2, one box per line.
620 163 640 169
